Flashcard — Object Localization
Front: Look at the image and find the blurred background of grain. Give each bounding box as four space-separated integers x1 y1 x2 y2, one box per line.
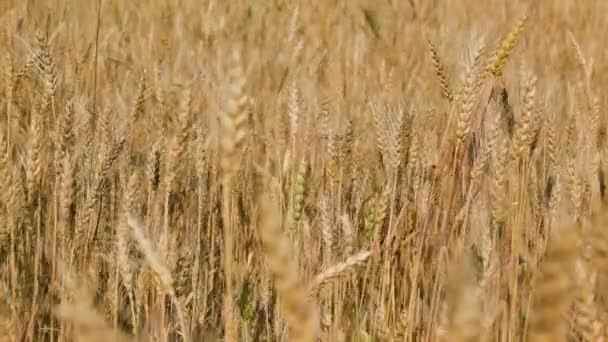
0 0 607 341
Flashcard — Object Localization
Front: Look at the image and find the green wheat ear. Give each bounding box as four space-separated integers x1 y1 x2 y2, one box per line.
363 196 378 239
237 279 254 321
489 15 528 77
292 161 307 222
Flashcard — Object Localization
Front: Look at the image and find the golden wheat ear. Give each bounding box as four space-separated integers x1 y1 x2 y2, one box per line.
488 15 528 77
427 39 453 102
258 193 319 342
573 259 604 341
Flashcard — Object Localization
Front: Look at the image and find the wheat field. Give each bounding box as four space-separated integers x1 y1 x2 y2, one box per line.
1 0 608 341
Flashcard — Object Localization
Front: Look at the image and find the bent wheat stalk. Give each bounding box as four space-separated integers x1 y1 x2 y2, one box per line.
308 250 371 292
126 213 189 342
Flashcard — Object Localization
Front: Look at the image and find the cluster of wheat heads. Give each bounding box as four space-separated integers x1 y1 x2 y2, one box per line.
2 0 608 341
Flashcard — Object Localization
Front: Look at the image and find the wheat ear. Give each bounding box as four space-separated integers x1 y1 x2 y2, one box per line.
258 194 318 342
